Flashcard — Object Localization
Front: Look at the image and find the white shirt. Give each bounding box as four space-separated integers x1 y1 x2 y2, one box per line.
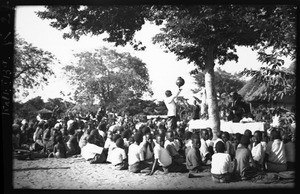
81 143 103 160
154 144 172 167
200 138 210 161
164 96 177 117
251 142 264 164
106 142 116 163
211 153 232 174
128 143 144 165
110 147 127 165
266 139 286 164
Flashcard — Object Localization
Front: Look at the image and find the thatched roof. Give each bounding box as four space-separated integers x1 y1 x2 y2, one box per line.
238 78 266 101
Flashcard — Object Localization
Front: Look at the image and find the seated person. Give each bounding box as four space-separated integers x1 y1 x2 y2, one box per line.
211 141 235 183
110 138 128 170
148 134 187 175
81 135 106 164
164 131 185 164
128 132 150 173
265 129 287 172
186 134 203 178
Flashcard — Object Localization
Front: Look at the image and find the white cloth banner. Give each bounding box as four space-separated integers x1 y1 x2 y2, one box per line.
188 119 265 134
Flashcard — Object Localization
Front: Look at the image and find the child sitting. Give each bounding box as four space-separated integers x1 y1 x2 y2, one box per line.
221 131 235 160
81 135 106 164
235 135 257 180
48 134 67 158
164 131 185 164
211 141 234 183
200 128 212 165
186 134 203 178
106 134 121 163
251 130 265 171
128 131 150 173
265 129 287 172
184 131 193 157
110 137 128 170
148 134 187 175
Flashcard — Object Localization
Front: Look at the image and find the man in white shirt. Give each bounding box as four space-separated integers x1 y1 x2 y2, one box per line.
164 88 182 130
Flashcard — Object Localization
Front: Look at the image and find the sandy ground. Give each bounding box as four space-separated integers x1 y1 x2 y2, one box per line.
12 156 295 190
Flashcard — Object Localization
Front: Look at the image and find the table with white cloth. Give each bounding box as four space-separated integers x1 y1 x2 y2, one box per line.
188 119 266 134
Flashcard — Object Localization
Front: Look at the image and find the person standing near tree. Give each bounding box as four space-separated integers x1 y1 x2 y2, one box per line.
164 88 182 131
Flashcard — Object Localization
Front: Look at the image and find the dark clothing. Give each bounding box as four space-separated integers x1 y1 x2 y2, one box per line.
192 105 200 120
186 147 202 172
168 116 177 130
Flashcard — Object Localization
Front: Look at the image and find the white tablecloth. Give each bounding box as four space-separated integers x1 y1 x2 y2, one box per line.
188 119 266 134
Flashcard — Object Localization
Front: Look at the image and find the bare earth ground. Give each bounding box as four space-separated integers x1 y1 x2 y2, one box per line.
12 156 295 190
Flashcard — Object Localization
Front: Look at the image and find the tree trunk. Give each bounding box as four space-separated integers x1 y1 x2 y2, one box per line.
204 45 220 140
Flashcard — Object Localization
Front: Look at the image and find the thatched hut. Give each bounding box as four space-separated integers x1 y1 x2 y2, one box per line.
238 62 296 111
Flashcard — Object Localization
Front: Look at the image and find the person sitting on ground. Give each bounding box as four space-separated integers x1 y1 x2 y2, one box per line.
251 130 265 171
235 135 257 180
232 133 242 150
81 134 106 164
48 134 66 158
211 141 235 183
103 130 114 159
78 124 92 149
148 134 187 175
186 134 203 178
200 128 212 165
264 129 287 172
66 129 81 157
128 131 150 173
164 131 185 164
206 127 214 155
121 129 131 155
213 130 224 154
243 129 253 150
106 133 121 163
110 137 128 170
282 132 295 171
183 131 193 157
221 131 235 160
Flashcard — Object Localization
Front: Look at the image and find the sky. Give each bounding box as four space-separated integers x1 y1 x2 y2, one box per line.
14 6 293 104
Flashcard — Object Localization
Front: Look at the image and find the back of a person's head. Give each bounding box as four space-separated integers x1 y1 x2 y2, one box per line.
216 130 223 138
116 138 124 148
165 90 172 97
134 131 143 144
113 133 122 143
215 141 226 153
121 129 131 139
141 126 151 135
235 133 242 141
244 129 252 137
55 134 63 143
184 131 193 140
270 130 281 141
191 134 200 144
87 135 95 144
240 135 250 147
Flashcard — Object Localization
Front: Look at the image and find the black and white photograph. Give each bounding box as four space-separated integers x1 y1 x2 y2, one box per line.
2 2 297 191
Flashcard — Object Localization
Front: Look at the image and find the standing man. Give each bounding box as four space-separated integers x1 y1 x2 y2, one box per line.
164 88 182 131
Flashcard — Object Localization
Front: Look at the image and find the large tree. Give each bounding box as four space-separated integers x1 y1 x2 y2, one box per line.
64 47 152 111
37 5 296 139
14 35 56 98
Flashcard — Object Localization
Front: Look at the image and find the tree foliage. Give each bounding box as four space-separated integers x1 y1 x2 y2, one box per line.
36 5 296 138
14 35 56 97
64 47 152 111
191 67 245 96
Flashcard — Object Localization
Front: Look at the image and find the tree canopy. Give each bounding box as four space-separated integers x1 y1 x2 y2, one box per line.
14 35 56 98
64 47 152 112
